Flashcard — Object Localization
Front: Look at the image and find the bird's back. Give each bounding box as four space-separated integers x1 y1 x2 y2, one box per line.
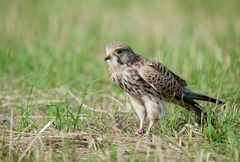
138 56 186 101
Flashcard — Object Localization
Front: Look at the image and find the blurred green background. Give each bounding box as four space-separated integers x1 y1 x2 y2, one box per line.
0 0 239 95
0 0 240 161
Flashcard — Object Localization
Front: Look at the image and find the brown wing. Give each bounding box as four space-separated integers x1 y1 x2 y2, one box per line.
138 63 185 98
150 61 187 87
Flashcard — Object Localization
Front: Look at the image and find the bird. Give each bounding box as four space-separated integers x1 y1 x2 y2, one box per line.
104 42 224 136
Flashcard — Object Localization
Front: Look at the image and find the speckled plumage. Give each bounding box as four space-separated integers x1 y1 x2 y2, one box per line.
109 55 183 101
105 42 224 135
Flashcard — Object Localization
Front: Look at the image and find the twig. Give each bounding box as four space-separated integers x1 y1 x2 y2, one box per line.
18 120 54 162
67 89 113 117
110 96 124 107
8 107 13 160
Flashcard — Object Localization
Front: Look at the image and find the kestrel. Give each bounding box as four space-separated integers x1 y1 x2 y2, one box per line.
104 42 224 135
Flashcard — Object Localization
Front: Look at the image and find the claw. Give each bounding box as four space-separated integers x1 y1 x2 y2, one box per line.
144 131 151 137
137 128 146 135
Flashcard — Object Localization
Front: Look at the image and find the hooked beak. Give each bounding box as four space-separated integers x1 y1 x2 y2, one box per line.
104 51 114 61
104 55 111 61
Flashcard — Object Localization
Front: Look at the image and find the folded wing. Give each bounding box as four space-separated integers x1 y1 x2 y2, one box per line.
138 63 184 99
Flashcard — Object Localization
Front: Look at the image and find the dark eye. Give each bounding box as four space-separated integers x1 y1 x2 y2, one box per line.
116 49 122 54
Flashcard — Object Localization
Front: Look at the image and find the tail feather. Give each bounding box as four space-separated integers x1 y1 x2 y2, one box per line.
182 95 205 116
179 90 225 123
184 90 225 105
180 95 206 123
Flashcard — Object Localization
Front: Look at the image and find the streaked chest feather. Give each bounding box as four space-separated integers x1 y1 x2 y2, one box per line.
109 65 156 96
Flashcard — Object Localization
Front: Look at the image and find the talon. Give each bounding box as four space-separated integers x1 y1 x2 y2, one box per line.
137 128 146 135
144 131 151 137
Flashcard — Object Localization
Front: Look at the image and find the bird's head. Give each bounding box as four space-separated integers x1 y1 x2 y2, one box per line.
104 42 137 66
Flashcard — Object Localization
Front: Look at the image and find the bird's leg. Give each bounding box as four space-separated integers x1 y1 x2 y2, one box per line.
142 96 166 136
129 95 147 136
145 120 155 136
137 115 146 135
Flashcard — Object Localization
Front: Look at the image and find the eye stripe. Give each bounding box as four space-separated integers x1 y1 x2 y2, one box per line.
116 56 124 65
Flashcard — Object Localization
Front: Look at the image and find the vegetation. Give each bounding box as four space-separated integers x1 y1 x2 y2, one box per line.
0 0 239 161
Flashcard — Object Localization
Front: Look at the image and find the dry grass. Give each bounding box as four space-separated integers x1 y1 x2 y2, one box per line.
0 84 238 161
0 0 240 161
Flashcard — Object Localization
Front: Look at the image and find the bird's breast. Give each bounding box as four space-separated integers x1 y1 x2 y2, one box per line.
109 67 156 96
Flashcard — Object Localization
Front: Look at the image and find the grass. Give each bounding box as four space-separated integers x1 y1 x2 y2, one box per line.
0 0 240 161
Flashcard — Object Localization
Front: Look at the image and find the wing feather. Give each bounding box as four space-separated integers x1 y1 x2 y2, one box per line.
138 63 185 98
149 62 187 87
